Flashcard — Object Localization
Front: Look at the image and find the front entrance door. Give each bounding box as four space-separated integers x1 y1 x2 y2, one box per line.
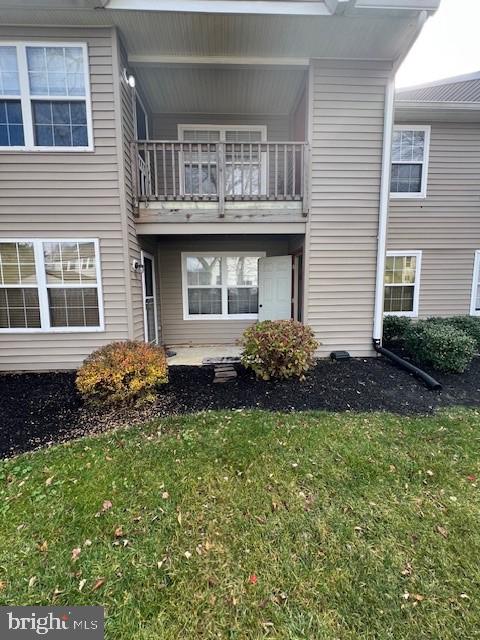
258 256 292 321
141 251 158 343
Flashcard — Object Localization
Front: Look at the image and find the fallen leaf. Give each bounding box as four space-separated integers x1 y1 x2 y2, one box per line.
467 475 477 483
105 456 113 461
84 539 92 547
102 500 113 512
413 594 425 602
402 592 410 600
204 540 214 551
426 470 434 477
436 525 448 539
161 491 169 499
0 581 6 592
38 541 48 553
184 551 192 559
71 547 81 561
28 576 37 589
114 526 123 538
92 578 105 591
45 476 54 486
78 579 87 592
248 574 258 585
460 593 470 600
401 562 412 577
177 512 182 526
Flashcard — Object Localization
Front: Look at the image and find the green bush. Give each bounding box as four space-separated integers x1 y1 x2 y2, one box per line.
404 320 475 373
383 315 412 346
442 316 480 351
240 320 318 381
76 340 168 405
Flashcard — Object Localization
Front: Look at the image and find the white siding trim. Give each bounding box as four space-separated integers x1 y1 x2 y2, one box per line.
178 124 267 141
0 41 94 152
390 124 430 200
181 250 265 321
470 251 480 317
0 237 104 333
384 250 422 318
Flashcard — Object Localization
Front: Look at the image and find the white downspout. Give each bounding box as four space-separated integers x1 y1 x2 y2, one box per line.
372 9 428 343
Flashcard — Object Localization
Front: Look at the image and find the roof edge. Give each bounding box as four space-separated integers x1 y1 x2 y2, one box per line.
397 70 480 94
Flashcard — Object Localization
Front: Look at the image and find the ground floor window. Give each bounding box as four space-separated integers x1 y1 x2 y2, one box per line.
181 252 264 320
470 251 480 316
384 251 421 317
0 238 103 332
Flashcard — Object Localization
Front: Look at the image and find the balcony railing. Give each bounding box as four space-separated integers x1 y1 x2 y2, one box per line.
131 140 309 214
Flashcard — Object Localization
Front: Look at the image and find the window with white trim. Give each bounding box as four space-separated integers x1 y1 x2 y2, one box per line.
178 125 267 196
182 252 263 320
470 251 480 316
0 43 92 150
0 239 103 332
384 251 421 317
390 126 430 198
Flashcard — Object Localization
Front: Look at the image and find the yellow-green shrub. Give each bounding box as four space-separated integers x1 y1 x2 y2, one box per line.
240 320 318 381
76 341 168 405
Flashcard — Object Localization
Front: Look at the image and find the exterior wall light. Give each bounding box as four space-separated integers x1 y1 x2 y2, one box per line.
123 68 136 88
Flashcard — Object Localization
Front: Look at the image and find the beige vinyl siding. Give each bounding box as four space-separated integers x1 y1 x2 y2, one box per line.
151 113 291 141
388 121 480 317
0 26 131 371
306 59 391 357
157 236 289 345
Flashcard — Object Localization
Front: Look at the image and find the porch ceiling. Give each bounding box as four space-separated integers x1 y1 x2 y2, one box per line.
134 66 306 115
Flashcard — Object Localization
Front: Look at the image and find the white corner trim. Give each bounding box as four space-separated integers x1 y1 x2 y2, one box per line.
383 250 422 318
470 250 480 317
389 124 431 199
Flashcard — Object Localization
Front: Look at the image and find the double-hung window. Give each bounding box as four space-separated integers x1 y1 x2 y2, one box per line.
390 126 430 198
0 239 103 332
178 125 267 197
0 43 92 150
384 251 422 317
470 251 480 316
182 252 263 320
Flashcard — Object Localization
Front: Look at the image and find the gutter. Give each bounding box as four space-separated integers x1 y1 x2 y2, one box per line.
372 9 428 344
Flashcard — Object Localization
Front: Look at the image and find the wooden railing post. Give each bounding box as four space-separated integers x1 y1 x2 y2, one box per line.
217 141 225 218
130 141 139 215
302 143 310 216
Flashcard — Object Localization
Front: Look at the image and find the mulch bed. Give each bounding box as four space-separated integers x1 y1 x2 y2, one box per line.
1 356 480 458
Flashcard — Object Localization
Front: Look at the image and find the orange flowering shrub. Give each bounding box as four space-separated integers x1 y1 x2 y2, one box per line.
240 320 318 381
76 341 168 405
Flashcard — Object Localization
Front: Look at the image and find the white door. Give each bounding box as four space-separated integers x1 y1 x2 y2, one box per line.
258 256 292 321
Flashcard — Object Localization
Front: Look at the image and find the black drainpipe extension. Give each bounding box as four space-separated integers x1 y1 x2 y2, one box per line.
373 340 442 391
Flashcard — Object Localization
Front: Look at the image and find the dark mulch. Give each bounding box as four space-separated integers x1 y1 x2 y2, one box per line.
1 356 480 458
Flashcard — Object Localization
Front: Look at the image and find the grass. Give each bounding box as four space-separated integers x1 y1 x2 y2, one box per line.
1 408 480 639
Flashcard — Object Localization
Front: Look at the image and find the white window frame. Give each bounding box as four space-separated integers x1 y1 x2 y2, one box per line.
0 42 93 152
383 250 422 318
177 124 268 197
181 251 265 321
470 250 480 317
141 249 159 343
0 238 104 333
390 125 430 200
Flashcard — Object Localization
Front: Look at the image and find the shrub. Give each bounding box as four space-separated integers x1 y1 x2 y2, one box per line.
239 320 318 381
404 320 475 373
442 316 480 351
76 341 168 405
383 315 412 347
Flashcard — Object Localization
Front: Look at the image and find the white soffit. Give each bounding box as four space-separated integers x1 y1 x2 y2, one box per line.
134 66 307 114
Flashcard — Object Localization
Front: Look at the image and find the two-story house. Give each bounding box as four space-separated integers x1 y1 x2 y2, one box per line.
0 0 443 371
387 72 480 320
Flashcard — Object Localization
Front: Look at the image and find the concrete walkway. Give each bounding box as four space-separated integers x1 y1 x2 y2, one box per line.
166 345 241 366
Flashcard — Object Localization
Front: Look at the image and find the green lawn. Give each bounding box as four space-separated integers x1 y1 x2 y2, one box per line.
1 409 480 639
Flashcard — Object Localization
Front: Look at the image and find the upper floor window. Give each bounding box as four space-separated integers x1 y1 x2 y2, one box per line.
0 43 92 151
390 126 430 199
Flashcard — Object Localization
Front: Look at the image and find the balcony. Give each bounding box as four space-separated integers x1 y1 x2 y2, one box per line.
132 140 309 223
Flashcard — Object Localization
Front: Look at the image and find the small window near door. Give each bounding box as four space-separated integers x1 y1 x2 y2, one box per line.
384 251 421 317
182 252 263 320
